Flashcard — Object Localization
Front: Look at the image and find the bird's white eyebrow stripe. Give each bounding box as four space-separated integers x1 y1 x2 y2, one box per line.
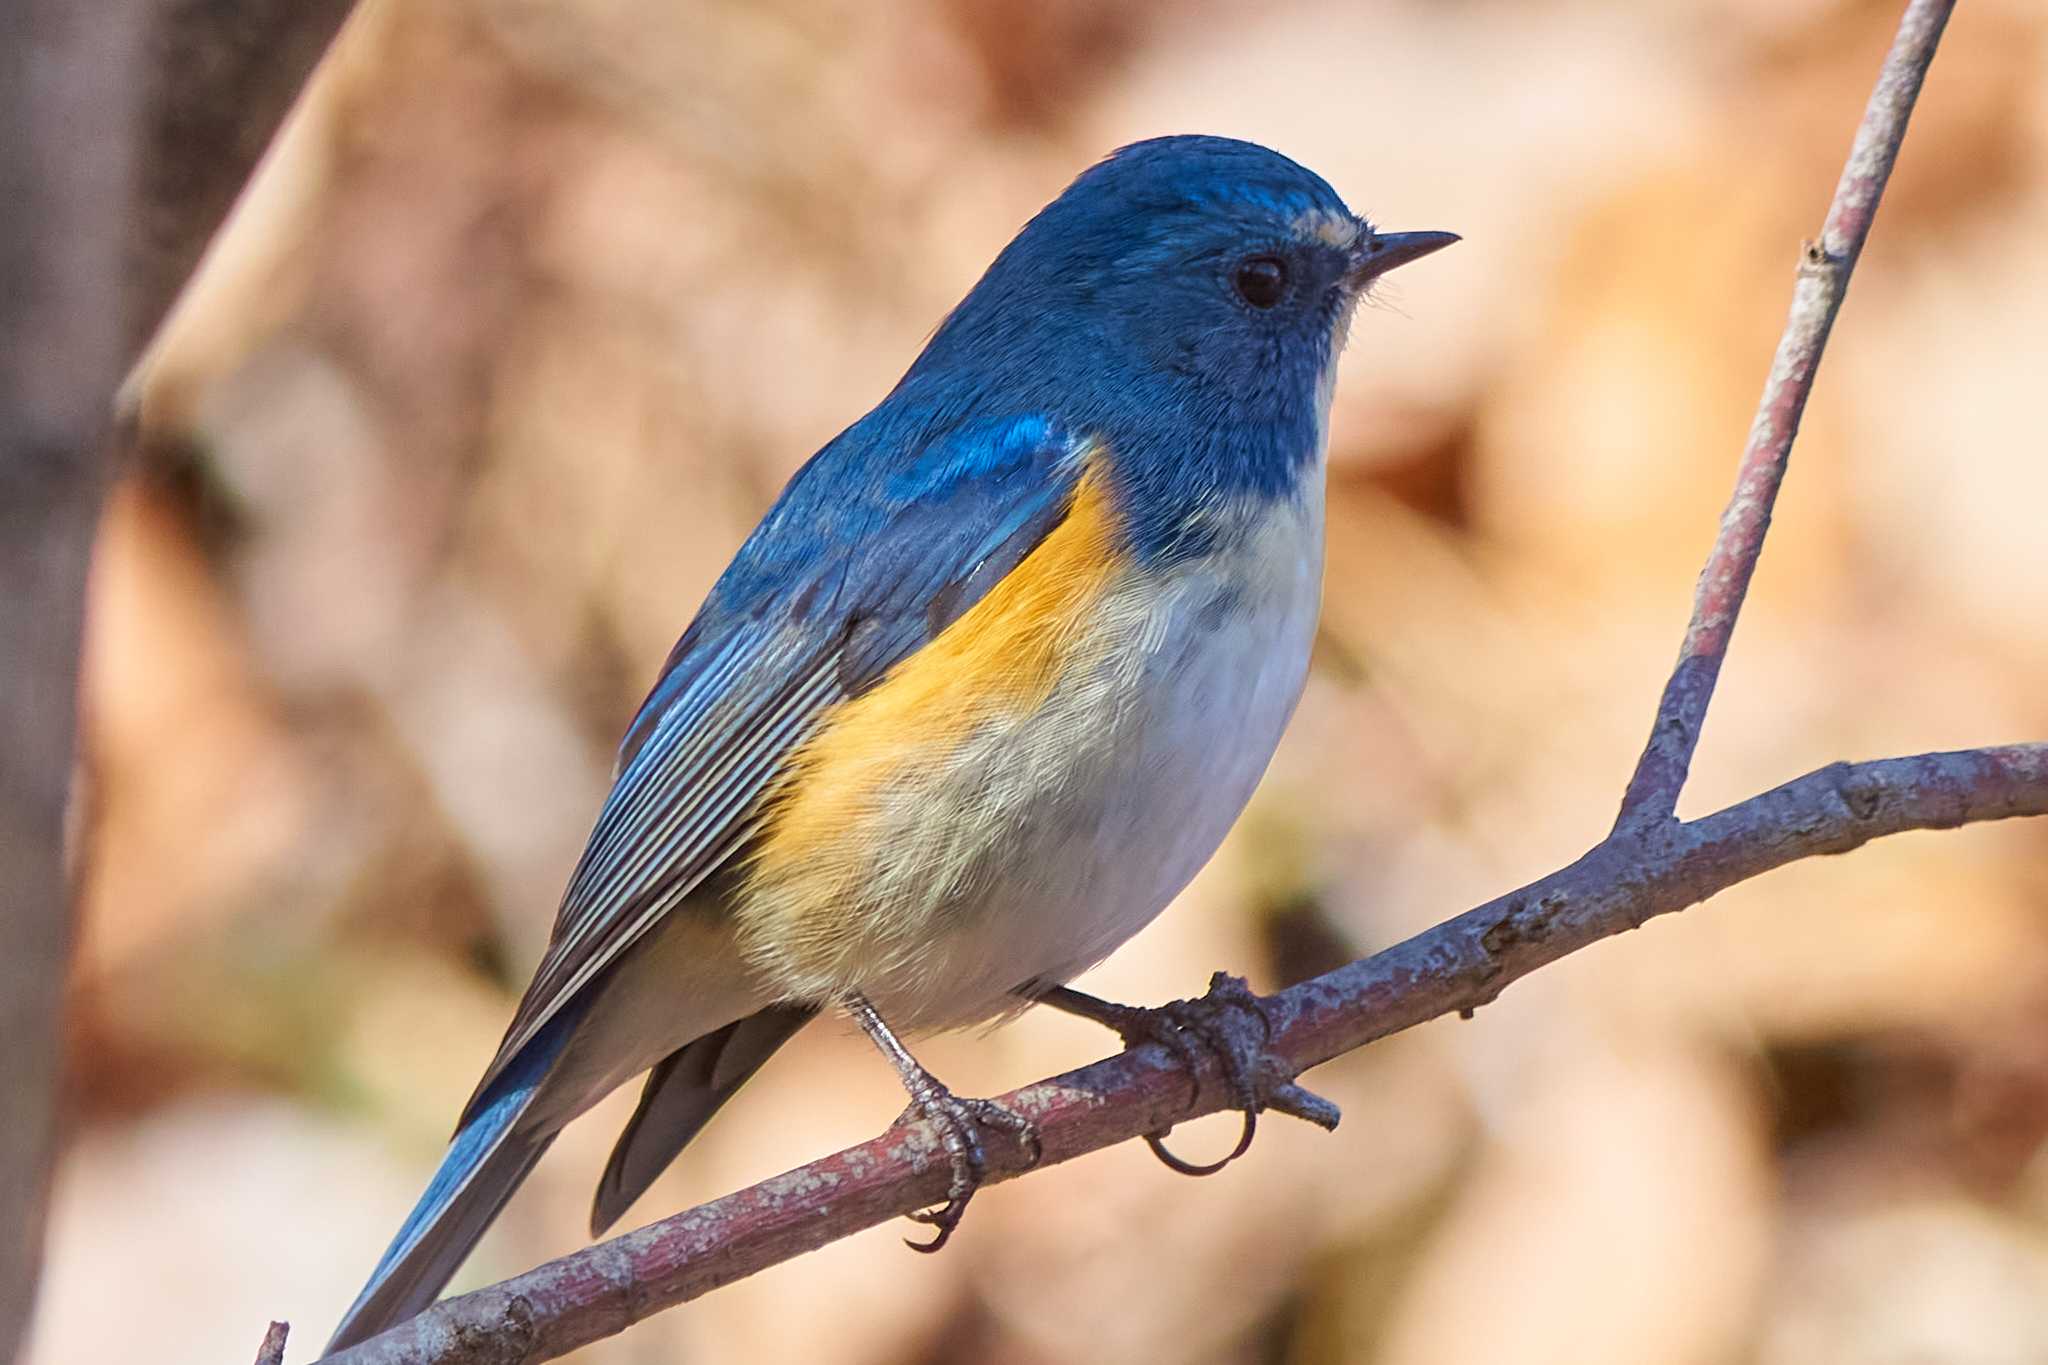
1291 208 1361 251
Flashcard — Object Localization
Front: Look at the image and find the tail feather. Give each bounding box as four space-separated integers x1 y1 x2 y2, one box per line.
590 1005 814 1237
326 1008 580 1353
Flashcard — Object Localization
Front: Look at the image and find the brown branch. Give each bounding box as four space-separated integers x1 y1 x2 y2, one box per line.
1613 0 1955 828
0 1 357 1353
320 744 2048 1365
0 1 148 1355
295 2 1998 1361
131 0 359 351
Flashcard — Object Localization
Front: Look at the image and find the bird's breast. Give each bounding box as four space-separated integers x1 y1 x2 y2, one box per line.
736 475 1324 1029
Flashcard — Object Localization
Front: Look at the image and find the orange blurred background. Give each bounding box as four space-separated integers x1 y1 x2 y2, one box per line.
32 0 2048 1360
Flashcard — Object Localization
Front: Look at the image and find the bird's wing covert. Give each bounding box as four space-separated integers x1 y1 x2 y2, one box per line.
462 414 1094 1115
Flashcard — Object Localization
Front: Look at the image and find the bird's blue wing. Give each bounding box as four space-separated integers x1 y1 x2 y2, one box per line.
463 413 1090 1113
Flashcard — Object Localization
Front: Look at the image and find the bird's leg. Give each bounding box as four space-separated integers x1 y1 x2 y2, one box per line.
846 992 1041 1253
1027 972 1339 1176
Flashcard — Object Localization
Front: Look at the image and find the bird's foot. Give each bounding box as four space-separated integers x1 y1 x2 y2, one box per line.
1048 972 1339 1176
892 1077 1041 1253
849 990 1043 1252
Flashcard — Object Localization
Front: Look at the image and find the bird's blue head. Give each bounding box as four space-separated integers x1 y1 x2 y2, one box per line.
896 135 1457 560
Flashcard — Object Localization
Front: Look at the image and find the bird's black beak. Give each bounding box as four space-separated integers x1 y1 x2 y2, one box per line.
1348 229 1460 284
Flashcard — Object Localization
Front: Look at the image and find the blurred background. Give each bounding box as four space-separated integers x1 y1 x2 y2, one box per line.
27 0 2048 1360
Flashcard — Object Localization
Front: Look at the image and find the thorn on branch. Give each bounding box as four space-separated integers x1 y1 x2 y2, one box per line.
1265 1083 1342 1132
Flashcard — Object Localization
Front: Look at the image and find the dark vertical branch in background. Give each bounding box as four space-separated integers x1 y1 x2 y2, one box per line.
130 0 358 350
0 1 354 1355
0 2 148 1357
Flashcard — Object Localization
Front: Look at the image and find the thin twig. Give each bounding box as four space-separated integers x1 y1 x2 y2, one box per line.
322 743 2048 1365
1613 0 1956 829
255 1321 291 1365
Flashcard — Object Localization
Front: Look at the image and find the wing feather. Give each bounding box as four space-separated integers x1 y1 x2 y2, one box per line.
461 414 1091 1116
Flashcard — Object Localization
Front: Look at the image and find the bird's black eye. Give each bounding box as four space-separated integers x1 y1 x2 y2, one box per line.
1232 255 1289 309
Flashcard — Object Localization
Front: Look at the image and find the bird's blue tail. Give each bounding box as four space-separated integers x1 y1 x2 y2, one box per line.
325 1006 581 1353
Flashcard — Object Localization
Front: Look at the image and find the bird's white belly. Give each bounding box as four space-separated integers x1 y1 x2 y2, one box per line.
853 492 1324 1029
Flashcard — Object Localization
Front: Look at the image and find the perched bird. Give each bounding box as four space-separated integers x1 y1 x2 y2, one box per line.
327 134 1454 1351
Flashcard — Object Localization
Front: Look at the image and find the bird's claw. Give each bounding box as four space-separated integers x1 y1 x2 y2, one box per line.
894 1087 1040 1252
1104 972 1338 1176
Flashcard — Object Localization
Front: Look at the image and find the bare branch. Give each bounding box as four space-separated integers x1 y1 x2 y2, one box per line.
0 1 147 1353
0 0 357 1349
255 1321 291 1365
132 0 357 351
321 743 2048 1365
1614 0 1956 828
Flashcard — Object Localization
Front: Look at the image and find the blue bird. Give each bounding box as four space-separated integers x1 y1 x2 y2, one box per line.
327 134 1455 1351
